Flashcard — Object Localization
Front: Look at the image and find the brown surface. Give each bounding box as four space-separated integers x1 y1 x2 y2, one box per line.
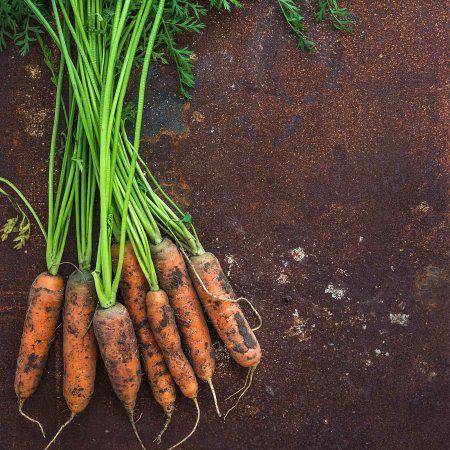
0 1 448 449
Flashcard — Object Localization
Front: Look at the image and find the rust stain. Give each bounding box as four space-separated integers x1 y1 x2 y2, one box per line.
0 1 448 449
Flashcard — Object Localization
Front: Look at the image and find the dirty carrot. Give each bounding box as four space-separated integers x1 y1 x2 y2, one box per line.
151 237 220 415
146 289 201 447
112 242 176 441
93 303 143 445
188 251 261 417
14 273 64 437
44 271 98 450
189 252 261 368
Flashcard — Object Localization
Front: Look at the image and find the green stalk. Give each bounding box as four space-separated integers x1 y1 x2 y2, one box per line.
111 0 166 299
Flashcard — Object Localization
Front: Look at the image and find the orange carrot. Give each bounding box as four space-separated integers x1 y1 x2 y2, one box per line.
93 303 144 448
146 289 202 448
63 270 97 413
15 272 65 437
151 239 214 377
44 270 98 449
112 243 176 422
189 252 261 368
189 252 262 418
145 289 198 399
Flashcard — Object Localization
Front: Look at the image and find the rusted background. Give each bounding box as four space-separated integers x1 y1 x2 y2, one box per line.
0 1 448 449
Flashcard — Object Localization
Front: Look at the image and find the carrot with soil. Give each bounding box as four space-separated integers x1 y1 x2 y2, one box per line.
188 252 261 418
151 237 220 415
112 242 176 442
45 122 98 449
146 289 201 448
3 29 79 435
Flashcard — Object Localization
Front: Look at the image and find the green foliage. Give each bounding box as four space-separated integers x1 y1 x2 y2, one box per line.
0 187 31 250
36 34 57 84
278 0 316 52
0 0 48 55
315 0 353 32
149 0 242 98
209 0 242 11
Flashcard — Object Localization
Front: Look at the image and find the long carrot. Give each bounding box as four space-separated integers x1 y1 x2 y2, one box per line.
112 242 176 441
14 272 64 437
146 289 201 448
93 303 144 448
150 238 220 414
44 270 98 449
146 289 198 398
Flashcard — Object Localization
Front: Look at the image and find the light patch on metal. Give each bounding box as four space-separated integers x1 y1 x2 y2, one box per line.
277 272 289 284
325 283 346 300
389 313 409 327
225 254 239 277
291 247 306 262
284 309 311 342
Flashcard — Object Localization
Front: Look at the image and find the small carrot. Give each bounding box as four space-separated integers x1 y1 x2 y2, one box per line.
189 252 261 367
93 303 144 449
44 270 98 449
14 272 65 437
151 238 220 414
189 252 261 417
112 243 176 440
146 289 201 448
146 289 198 399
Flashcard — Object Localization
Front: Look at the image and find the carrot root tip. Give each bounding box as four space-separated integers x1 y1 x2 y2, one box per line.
224 367 252 401
128 411 146 450
207 378 221 417
43 412 76 450
153 413 172 445
224 366 257 421
168 398 200 450
18 399 46 438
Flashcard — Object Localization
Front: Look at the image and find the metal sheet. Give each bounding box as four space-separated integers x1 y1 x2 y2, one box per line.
0 1 447 449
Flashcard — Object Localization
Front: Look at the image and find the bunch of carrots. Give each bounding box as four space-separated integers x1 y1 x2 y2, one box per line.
1 0 354 448
1 1 263 448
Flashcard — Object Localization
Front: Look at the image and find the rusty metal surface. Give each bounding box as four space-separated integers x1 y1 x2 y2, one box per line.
0 1 448 449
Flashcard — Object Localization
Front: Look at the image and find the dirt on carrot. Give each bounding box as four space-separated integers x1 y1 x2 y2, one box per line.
146 289 198 399
112 243 176 417
189 252 261 368
14 272 64 436
151 238 214 382
63 270 97 413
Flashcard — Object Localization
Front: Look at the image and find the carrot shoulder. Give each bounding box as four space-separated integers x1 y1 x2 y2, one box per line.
151 238 214 382
189 252 261 368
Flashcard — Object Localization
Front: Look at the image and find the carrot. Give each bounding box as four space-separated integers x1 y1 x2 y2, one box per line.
189 252 261 417
93 303 144 449
146 289 201 448
112 243 176 440
44 270 98 449
14 272 64 437
145 289 198 399
63 270 98 412
189 252 261 367
150 238 220 413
